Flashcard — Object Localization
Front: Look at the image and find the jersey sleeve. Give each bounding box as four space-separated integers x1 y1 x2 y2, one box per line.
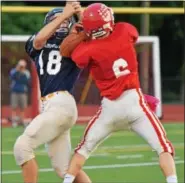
71 42 90 68
124 23 139 43
25 34 41 60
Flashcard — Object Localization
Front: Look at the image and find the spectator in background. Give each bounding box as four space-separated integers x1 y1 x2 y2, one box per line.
10 59 31 127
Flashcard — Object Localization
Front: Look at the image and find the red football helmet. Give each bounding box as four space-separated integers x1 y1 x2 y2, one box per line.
82 3 115 39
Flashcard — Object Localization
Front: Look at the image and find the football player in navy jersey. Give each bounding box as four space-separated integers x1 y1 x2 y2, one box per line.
13 2 91 183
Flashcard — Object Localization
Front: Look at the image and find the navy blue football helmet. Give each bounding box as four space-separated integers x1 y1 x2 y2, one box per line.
44 8 77 40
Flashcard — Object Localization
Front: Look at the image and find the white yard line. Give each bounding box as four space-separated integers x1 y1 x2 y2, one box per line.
2 142 184 155
116 154 143 159
99 143 184 149
5 130 184 143
2 160 184 175
151 156 180 161
91 153 110 157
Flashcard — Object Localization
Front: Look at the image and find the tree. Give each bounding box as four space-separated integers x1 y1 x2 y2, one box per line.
2 12 45 35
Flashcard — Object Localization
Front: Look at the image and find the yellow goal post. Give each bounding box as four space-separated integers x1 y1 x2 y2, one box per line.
1 6 184 14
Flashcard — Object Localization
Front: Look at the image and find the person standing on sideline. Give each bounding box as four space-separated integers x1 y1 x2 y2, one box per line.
10 59 31 127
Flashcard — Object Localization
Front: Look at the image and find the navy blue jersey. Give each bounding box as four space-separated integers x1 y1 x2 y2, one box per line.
25 34 81 97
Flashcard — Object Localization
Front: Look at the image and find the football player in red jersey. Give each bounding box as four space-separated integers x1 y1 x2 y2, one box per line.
63 3 177 183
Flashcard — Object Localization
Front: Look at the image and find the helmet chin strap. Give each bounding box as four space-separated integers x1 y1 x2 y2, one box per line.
91 30 107 39
90 22 113 40
92 31 111 40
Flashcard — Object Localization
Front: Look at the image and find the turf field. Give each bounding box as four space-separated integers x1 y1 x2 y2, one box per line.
1 123 184 183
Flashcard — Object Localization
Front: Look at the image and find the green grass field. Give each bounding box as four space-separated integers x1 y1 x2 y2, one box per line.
1 123 184 183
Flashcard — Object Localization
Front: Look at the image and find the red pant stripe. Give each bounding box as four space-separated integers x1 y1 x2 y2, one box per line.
136 89 173 154
75 107 102 152
152 112 174 155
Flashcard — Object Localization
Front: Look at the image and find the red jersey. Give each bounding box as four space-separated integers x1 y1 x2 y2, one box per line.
72 22 140 100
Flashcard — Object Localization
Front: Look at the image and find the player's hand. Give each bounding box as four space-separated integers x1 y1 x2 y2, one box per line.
66 0 83 20
16 65 21 71
66 0 78 4
73 2 82 15
70 22 83 34
63 2 81 19
74 2 83 20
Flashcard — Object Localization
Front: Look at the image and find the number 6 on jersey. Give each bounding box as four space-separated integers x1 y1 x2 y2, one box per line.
112 58 131 78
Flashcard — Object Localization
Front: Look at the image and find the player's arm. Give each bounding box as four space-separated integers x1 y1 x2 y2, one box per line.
25 34 41 60
124 22 139 43
33 2 81 50
72 42 90 68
